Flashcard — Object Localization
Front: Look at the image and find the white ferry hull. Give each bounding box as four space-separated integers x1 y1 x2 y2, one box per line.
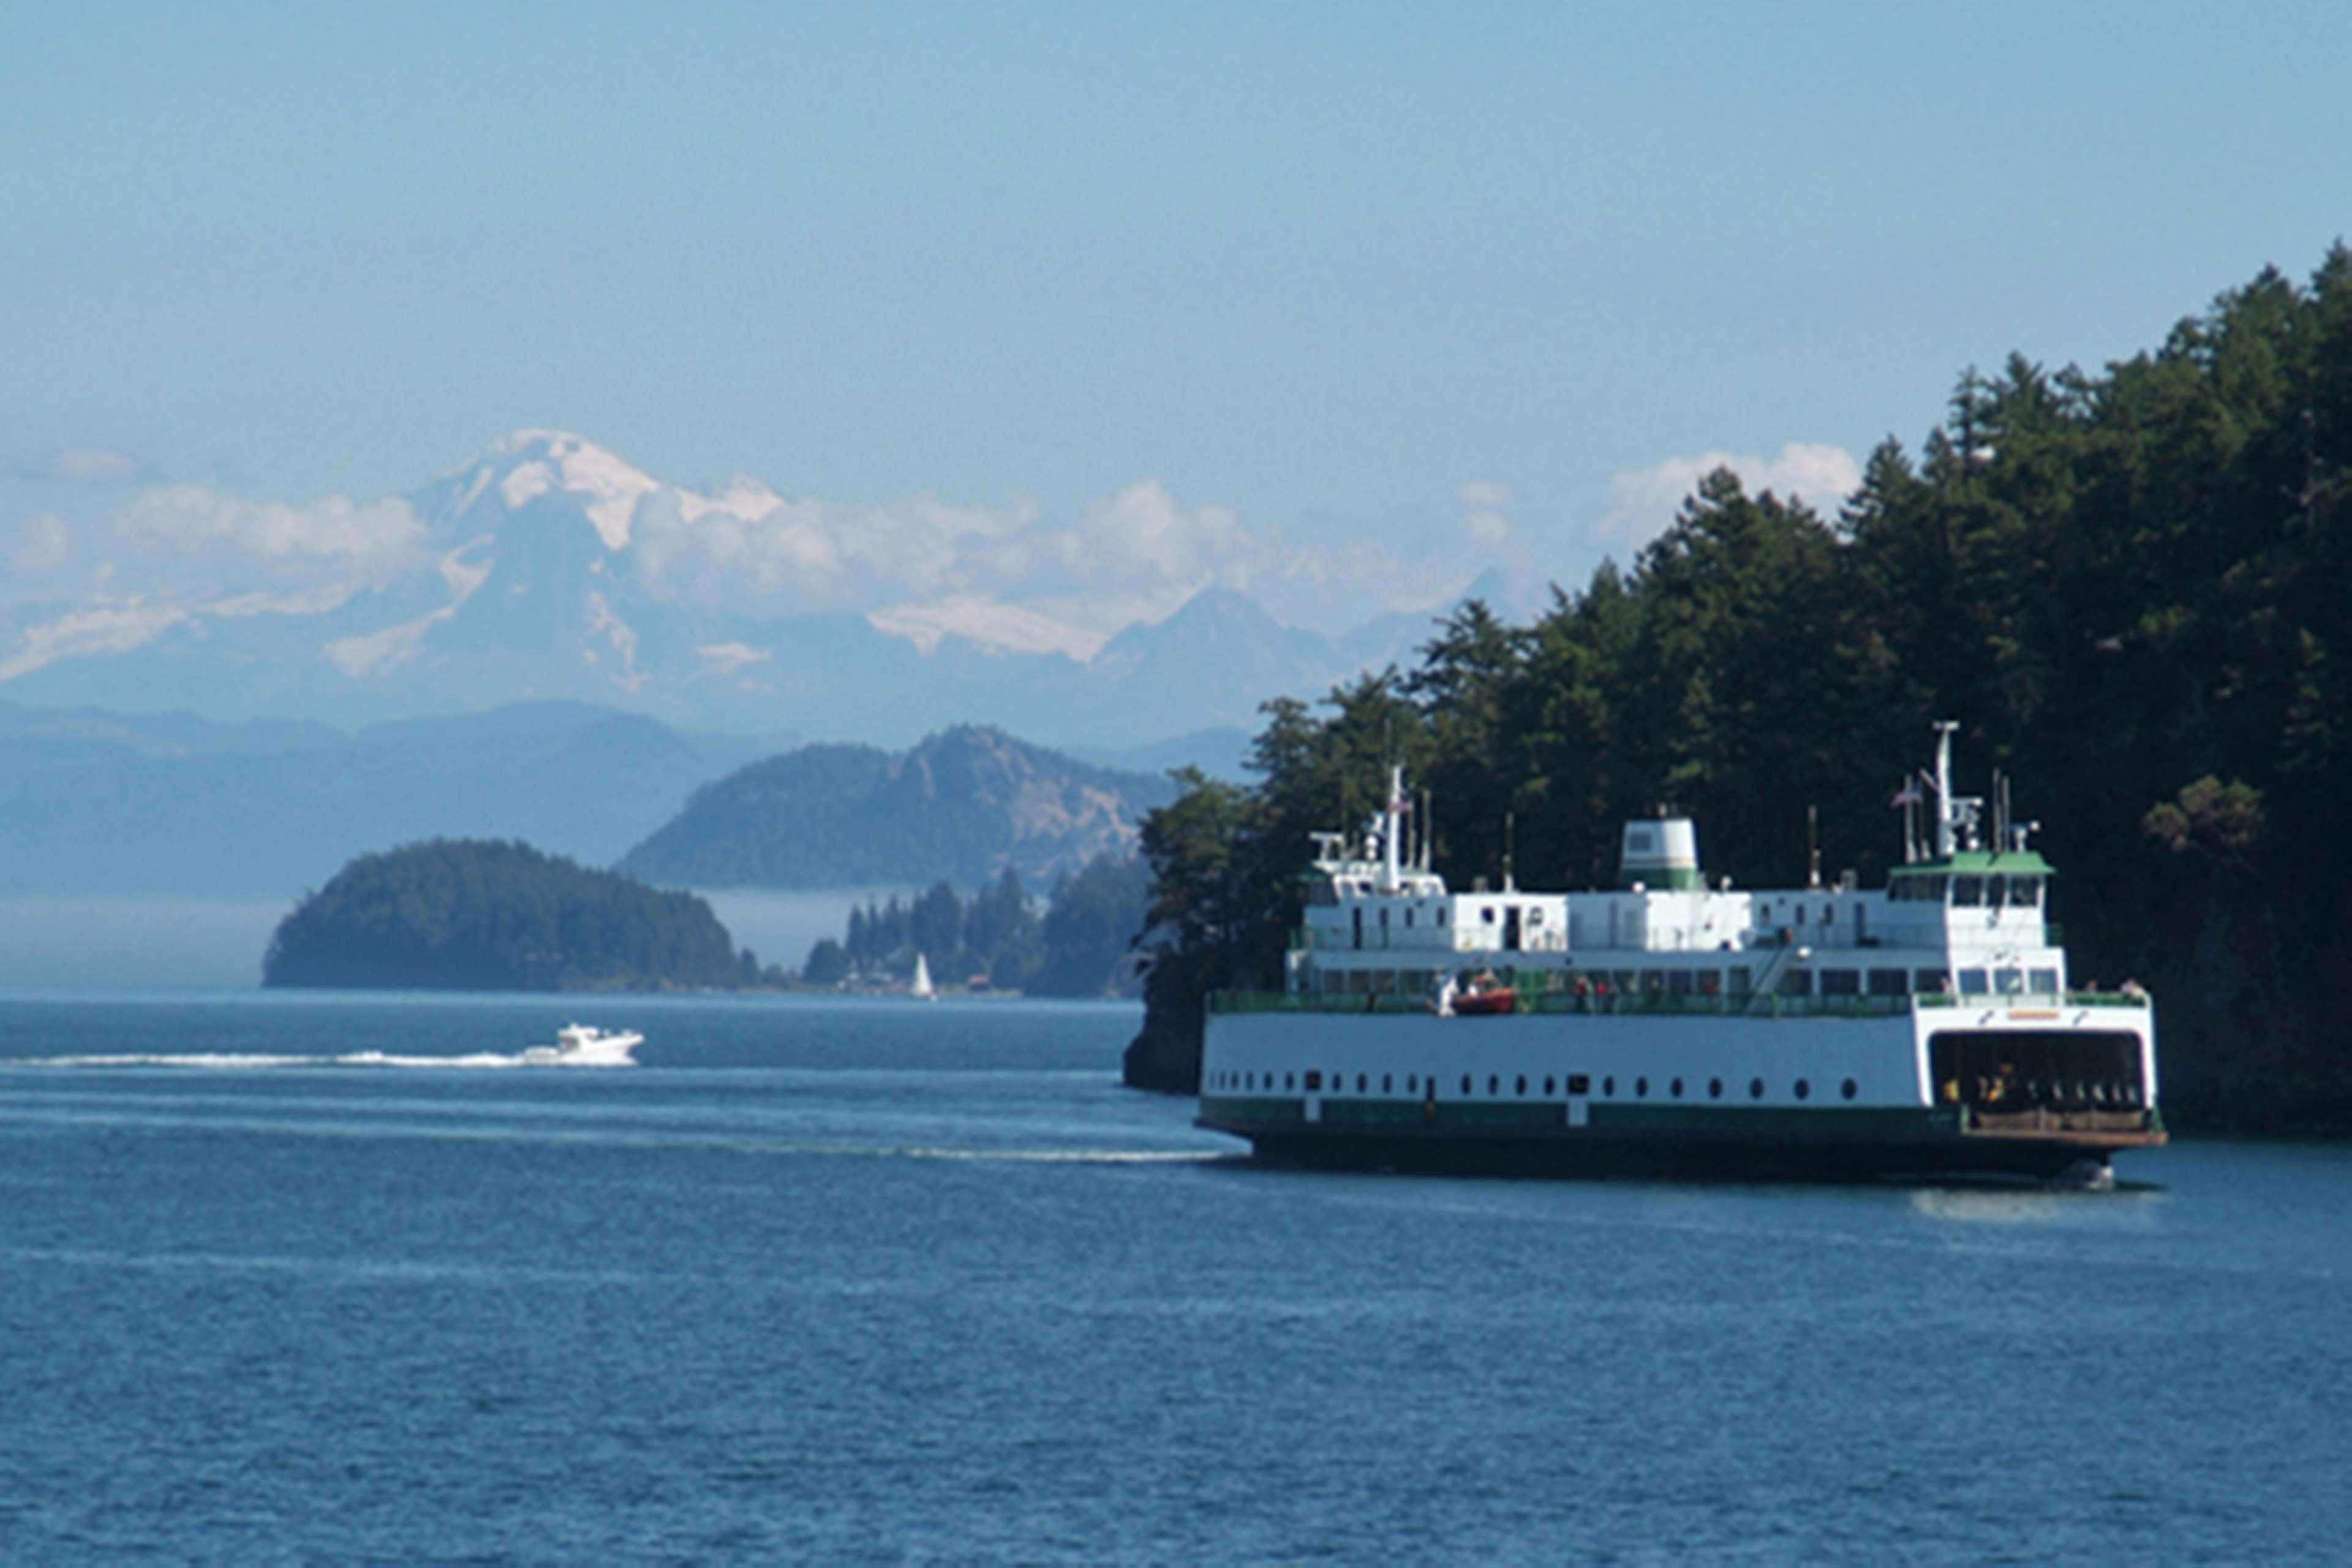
1199 1005 2161 1183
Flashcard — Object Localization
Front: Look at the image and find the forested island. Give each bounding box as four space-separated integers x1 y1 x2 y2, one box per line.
264 839 772 990
802 857 1152 997
1129 246 2352 1134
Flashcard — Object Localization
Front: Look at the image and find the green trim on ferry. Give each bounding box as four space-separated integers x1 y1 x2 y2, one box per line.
1888 851 2055 878
1198 1095 1962 1142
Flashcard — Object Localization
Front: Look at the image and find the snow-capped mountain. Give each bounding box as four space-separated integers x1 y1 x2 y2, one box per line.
0 431 1451 745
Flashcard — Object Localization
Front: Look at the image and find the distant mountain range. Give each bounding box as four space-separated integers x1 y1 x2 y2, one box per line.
0 431 1486 748
618 725 1177 891
0 699 1216 900
0 699 785 899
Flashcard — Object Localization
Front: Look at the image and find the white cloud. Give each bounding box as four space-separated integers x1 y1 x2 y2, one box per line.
1052 479 1249 587
1595 442 1862 550
118 485 428 564
1460 480 1511 510
868 595 1106 660
696 641 772 677
323 605 454 678
17 447 155 485
0 599 190 682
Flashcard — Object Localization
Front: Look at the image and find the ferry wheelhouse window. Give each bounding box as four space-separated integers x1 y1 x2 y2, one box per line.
1957 969 1990 995
1994 969 2024 995
2010 876 2042 907
1951 875 1985 907
2029 968 2059 993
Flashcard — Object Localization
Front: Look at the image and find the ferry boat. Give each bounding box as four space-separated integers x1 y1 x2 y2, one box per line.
1196 724 2163 1184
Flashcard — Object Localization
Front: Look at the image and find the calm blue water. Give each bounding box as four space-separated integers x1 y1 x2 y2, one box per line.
1 991 2345 1565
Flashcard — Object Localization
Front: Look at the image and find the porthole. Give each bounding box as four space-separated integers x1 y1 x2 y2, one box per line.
1488 1075 1500 1096
1383 1074 1393 1093
1245 1072 1254 1090
1357 1073 1368 1092
1708 1077 1723 1099
1461 1075 1472 1095
1604 1076 1616 1097
1515 1076 1527 1095
1544 1076 1556 1096
1635 1077 1649 1098
1670 1077 1684 1098
1749 1077 1765 1100
1284 1072 1294 1090
1407 1075 1418 1091
1795 1079 1811 1101
1841 1078 1859 1101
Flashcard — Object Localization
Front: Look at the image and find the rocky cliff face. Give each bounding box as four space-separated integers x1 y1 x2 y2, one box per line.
617 725 1177 889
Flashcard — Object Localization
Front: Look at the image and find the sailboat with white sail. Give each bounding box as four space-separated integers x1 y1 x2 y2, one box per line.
910 951 937 1001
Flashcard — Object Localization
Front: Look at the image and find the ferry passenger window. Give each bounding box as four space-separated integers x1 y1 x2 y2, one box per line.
1708 1077 1723 1099
1305 1070 1322 1091
1794 1079 1811 1100
1749 1077 1765 1099
1820 971 1860 996
1670 1077 1685 1098
1383 1074 1393 1092
1568 1074 1590 1095
1915 970 1947 993
1994 969 2024 995
1728 968 1752 995
1667 971 1694 996
1642 971 1665 993
1957 970 1989 995
1603 1076 1616 1096
1407 1076 1417 1091
1869 969 1907 996
1482 907 1496 924
1543 1077 1555 1096
1461 1075 1473 1095
1528 908 1544 925
1284 1072 1295 1090
1438 908 1449 924
1488 1075 1500 1095
2011 877 2041 907
1841 1079 1859 1100
1952 876 1984 907
1404 910 1414 927
1777 970 1812 997
2029 969 2059 994
1515 1076 1528 1095
1635 1076 1649 1098
1924 876 1949 902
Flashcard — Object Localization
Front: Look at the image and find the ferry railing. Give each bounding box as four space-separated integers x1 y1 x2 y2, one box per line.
1208 987 2152 1017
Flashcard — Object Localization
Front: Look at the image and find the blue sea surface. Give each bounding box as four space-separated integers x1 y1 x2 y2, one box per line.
1 990 2345 1564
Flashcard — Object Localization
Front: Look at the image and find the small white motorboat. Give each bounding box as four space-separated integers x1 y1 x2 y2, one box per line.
521 1023 644 1067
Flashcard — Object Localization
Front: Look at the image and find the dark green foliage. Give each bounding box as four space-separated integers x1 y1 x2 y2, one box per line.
805 857 1148 997
1031 856 1154 997
1131 245 2352 1129
264 839 751 991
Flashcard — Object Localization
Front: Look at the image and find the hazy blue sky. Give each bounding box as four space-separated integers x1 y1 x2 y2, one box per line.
6 1 2348 635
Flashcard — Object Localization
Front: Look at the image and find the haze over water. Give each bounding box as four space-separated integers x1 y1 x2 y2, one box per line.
1 992 2343 1563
